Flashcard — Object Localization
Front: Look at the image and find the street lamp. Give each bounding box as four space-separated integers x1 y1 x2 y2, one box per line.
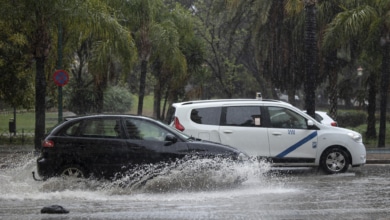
356 66 363 107
357 66 363 76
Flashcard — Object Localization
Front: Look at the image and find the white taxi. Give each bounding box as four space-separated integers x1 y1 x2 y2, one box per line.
170 99 366 174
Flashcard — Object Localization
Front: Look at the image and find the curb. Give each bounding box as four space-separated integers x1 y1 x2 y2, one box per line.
366 159 390 164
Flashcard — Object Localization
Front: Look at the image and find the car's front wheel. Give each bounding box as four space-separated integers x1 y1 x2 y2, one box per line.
320 147 350 174
59 165 86 178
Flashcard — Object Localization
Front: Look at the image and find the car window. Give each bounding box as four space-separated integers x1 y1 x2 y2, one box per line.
125 118 167 141
79 118 121 138
268 107 307 129
315 113 323 122
63 122 82 136
222 106 262 127
190 107 221 125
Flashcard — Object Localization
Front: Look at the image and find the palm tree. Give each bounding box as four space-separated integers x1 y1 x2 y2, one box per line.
323 0 390 147
316 0 345 121
150 4 201 119
285 0 319 117
117 0 170 115
302 0 318 118
1 0 131 150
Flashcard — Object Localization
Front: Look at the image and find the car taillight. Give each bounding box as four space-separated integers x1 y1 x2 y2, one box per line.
331 122 338 127
42 140 54 148
174 117 185 131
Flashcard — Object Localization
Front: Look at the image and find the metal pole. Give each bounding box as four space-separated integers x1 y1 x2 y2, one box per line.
57 23 63 123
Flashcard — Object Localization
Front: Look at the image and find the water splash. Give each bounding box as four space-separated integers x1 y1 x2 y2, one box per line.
0 153 277 199
101 156 272 194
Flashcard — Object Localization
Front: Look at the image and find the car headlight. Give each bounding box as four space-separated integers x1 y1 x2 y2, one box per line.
348 132 362 143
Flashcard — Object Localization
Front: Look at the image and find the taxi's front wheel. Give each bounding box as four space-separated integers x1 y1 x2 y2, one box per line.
320 147 350 174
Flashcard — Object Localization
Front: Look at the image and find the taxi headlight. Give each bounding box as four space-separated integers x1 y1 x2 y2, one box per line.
348 132 362 143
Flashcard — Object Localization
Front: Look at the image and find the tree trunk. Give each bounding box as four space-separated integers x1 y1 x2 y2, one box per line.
365 71 377 139
303 2 318 118
326 50 339 121
152 60 163 119
34 57 46 151
153 82 162 119
328 68 338 120
137 60 148 115
96 82 104 113
378 42 390 147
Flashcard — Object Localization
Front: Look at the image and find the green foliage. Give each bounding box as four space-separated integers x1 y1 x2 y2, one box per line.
0 18 34 109
337 110 367 127
103 85 133 113
1 0 390 145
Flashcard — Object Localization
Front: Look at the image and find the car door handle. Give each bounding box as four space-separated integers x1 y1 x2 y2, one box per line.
272 132 282 136
222 130 233 134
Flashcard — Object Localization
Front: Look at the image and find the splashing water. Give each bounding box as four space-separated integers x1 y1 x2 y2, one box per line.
102 156 272 194
0 152 289 201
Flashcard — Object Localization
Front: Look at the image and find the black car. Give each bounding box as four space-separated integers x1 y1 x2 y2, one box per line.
35 115 247 180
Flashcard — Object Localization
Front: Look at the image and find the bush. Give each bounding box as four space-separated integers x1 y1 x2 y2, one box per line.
103 85 133 113
337 110 366 127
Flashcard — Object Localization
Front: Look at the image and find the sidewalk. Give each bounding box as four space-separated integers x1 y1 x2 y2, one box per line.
1 145 390 164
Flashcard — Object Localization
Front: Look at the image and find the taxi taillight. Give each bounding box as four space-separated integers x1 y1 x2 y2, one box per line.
42 140 54 148
174 117 185 131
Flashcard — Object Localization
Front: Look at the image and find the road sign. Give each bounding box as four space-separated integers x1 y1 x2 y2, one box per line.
53 69 69 87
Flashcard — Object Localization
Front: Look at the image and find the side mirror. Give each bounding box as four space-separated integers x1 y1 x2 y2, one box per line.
164 133 177 145
307 119 319 130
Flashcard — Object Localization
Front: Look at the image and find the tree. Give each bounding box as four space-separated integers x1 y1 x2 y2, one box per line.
316 0 346 121
117 0 172 115
190 0 270 99
0 13 34 110
303 0 318 118
151 3 207 119
323 0 390 147
1 0 132 150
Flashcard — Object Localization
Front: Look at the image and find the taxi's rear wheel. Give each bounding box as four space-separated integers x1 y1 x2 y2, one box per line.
320 148 350 174
59 165 86 178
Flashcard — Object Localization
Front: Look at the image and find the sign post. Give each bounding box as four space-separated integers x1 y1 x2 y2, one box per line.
53 69 69 123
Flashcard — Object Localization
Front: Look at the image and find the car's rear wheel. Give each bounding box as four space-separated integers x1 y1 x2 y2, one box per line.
59 165 86 178
320 148 350 174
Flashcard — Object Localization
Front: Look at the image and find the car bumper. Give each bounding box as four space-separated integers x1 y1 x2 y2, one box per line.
36 157 56 178
350 143 366 166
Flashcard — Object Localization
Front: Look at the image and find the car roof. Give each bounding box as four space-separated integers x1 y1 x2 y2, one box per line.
173 99 292 107
64 114 153 122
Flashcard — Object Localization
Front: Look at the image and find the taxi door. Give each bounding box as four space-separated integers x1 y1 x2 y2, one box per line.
218 105 270 157
265 106 318 163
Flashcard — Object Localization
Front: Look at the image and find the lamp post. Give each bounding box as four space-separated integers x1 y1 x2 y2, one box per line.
357 66 363 107
357 66 363 77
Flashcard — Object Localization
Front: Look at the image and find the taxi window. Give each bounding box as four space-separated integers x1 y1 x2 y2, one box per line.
268 107 307 129
190 107 221 125
222 106 262 127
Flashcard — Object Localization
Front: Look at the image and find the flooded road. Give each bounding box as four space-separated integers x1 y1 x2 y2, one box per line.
0 152 389 220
